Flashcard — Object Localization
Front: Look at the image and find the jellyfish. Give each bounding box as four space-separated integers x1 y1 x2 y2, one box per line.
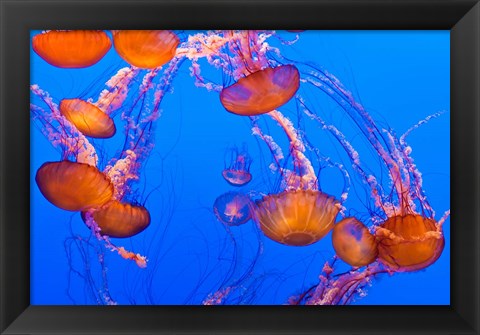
375 214 445 272
255 189 339 246
59 99 116 138
332 217 378 267
35 160 114 211
250 109 343 246
32 30 111 68
222 144 253 186
57 65 142 139
219 65 300 116
179 30 299 115
213 192 253 226
81 200 151 238
112 30 180 69
31 84 99 166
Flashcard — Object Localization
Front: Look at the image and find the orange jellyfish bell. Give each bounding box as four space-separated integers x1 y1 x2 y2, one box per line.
35 161 114 211
375 214 445 272
32 30 111 68
60 99 116 138
82 200 151 238
220 65 300 116
112 30 180 69
253 189 340 246
332 217 378 267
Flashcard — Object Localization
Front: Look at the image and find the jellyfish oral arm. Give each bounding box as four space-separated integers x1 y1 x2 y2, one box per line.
104 149 140 200
269 110 318 190
95 67 139 114
31 85 98 166
83 210 148 268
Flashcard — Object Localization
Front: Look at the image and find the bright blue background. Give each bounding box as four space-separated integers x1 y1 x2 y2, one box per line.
31 30 450 305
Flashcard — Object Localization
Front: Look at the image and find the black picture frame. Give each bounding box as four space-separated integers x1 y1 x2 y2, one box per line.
1 0 479 334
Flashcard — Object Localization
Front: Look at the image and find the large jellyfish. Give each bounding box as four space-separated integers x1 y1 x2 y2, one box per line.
219 64 300 116
81 200 151 238
32 30 111 68
375 214 444 272
178 30 299 112
36 160 114 211
250 105 349 247
59 99 116 138
112 30 180 69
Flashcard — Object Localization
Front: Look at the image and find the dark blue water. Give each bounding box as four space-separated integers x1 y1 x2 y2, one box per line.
31 30 450 305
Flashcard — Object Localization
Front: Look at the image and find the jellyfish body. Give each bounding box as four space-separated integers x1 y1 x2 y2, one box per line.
222 170 252 186
254 189 340 246
332 217 378 267
220 65 300 116
59 99 116 138
81 200 151 238
112 30 180 69
222 145 252 186
375 214 445 272
32 30 111 68
35 160 114 211
213 192 253 226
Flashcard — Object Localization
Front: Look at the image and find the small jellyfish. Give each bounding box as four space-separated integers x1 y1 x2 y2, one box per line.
35 160 114 211
332 217 378 267
213 192 253 226
375 214 445 272
254 189 340 246
112 30 180 69
222 144 252 186
59 99 116 138
81 200 151 238
220 65 300 116
32 30 111 68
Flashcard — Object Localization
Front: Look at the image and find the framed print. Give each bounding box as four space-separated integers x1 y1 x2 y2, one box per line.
1 0 479 334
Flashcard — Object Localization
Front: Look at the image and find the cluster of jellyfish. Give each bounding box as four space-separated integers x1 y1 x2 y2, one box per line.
31 30 449 305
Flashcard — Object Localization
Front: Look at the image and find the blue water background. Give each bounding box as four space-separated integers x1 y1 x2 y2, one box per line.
31 30 450 305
